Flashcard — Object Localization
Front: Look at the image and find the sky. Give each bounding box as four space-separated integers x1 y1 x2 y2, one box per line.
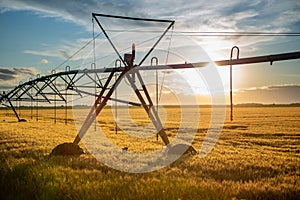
0 0 300 104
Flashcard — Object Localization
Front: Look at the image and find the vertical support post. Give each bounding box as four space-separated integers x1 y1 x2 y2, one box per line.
51 70 57 124
230 46 239 121
92 63 97 131
18 82 22 118
19 100 21 117
54 88 56 124
151 57 159 141
36 74 40 122
65 66 70 125
36 96 38 122
114 60 121 134
3 92 7 120
92 18 97 130
31 98 33 119
17 97 20 117
115 70 118 134
29 78 33 120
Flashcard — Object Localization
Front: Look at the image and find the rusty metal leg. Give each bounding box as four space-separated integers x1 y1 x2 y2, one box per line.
126 71 170 146
7 98 21 121
73 70 117 144
73 99 106 144
73 67 170 147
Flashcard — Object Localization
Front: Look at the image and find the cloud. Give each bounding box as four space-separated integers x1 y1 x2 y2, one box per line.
281 74 300 78
0 1 298 32
235 84 300 104
23 50 59 57
0 0 142 30
1 0 299 64
22 36 99 62
0 85 15 90
0 68 36 80
40 59 49 64
0 67 39 91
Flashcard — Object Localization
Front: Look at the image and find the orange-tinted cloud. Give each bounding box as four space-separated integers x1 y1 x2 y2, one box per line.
41 59 49 64
235 85 300 104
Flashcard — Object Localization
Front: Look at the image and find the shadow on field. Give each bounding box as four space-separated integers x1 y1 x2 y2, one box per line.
168 155 281 183
223 125 248 130
1 151 298 200
200 165 280 182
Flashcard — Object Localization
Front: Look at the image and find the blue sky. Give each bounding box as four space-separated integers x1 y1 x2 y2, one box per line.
0 10 86 67
0 0 299 104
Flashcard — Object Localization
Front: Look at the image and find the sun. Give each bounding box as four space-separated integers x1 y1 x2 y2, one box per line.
198 38 242 93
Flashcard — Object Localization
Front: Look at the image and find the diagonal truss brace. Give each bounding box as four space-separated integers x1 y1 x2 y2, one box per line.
92 13 175 67
73 66 170 146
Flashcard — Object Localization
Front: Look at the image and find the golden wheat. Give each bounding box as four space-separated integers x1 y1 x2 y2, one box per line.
0 106 299 199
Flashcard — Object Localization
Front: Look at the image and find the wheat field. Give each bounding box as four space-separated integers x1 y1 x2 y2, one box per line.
0 106 299 199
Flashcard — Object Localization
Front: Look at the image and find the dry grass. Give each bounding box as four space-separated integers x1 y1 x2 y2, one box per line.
0 106 299 199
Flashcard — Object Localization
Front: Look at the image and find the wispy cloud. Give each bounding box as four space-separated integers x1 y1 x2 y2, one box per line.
22 37 97 62
23 50 59 57
281 74 300 78
0 67 36 81
1 0 299 62
40 59 49 64
0 67 39 91
238 84 300 91
0 0 142 30
1 1 299 32
235 84 300 104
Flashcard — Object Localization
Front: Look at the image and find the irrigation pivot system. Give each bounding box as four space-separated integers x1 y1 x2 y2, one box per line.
1 13 300 154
